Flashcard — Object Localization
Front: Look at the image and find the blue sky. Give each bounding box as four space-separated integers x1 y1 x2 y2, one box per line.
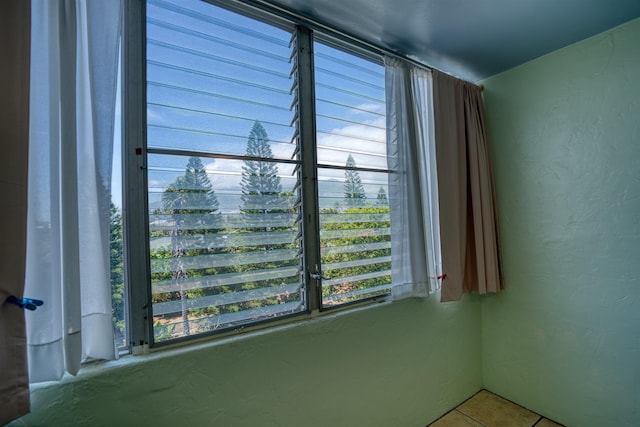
113 0 387 213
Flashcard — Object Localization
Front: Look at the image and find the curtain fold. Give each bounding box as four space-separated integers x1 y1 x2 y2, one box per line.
24 0 122 383
432 70 503 302
410 66 443 294
0 0 31 423
385 58 442 300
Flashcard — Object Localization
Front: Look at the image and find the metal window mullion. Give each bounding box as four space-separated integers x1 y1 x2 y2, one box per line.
295 26 322 312
146 147 300 165
123 0 152 352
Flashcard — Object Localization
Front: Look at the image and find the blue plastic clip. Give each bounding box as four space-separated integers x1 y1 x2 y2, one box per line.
6 296 44 311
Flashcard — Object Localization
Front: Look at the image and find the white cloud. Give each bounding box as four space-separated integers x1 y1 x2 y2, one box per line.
352 102 385 116
316 115 387 169
204 158 243 194
146 107 167 125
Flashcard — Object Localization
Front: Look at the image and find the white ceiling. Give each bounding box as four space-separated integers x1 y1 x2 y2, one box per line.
263 0 640 82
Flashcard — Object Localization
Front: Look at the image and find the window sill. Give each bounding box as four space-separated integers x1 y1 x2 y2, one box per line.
30 296 392 390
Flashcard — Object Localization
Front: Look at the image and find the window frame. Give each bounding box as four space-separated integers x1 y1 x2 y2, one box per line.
312 37 391 309
122 0 392 351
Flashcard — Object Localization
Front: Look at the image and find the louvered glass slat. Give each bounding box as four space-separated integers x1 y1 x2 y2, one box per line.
149 214 300 232
320 227 390 239
152 266 300 294
314 42 386 171
314 41 391 307
321 241 391 256
146 0 302 342
322 284 391 305
322 256 391 272
153 301 302 338
146 0 296 160
153 282 302 316
150 248 300 273
150 230 298 251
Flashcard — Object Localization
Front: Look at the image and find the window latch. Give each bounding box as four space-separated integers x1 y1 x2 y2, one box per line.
309 265 327 281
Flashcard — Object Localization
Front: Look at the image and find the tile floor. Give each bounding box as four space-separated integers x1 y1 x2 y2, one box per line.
428 390 564 427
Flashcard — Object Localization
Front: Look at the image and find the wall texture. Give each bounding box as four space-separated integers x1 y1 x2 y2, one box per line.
12 15 640 427
481 17 640 427
10 297 482 427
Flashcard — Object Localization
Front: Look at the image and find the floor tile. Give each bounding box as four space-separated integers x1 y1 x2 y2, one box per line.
456 390 541 427
429 410 485 427
535 419 563 427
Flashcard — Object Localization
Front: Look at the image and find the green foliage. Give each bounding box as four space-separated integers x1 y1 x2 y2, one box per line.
151 130 302 341
152 156 223 338
320 206 391 305
149 132 392 339
109 202 125 346
153 320 175 342
334 156 391 304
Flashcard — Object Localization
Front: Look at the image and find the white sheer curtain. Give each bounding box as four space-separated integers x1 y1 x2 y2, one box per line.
25 0 122 382
385 57 442 299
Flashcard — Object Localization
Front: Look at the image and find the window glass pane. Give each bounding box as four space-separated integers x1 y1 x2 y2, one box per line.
314 42 386 170
314 41 392 307
111 42 126 350
146 0 296 159
146 0 303 342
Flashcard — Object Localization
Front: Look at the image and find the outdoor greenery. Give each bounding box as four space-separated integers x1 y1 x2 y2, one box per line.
111 122 392 342
110 202 125 347
320 155 391 306
148 122 301 340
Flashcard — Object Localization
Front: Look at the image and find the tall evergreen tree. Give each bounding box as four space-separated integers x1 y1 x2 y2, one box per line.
109 202 125 345
344 154 366 207
241 121 282 214
161 156 220 336
163 156 220 226
376 186 388 206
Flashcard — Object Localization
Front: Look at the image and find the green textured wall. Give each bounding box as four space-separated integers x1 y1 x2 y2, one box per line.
11 298 481 426
481 18 640 427
12 17 640 427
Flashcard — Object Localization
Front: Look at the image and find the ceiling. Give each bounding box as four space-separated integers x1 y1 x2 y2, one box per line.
265 0 640 82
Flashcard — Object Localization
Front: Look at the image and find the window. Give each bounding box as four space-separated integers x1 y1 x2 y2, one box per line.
313 41 391 307
144 0 302 342
121 0 392 345
111 49 126 350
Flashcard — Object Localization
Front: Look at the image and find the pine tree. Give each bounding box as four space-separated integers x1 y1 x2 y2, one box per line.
344 154 366 207
241 121 282 214
376 186 388 206
238 121 294 299
161 156 220 336
163 156 220 227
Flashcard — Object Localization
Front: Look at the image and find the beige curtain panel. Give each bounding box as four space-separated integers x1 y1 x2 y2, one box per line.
0 0 31 424
433 71 503 302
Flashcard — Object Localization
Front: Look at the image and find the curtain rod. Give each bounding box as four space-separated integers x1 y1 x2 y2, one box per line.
228 0 481 88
